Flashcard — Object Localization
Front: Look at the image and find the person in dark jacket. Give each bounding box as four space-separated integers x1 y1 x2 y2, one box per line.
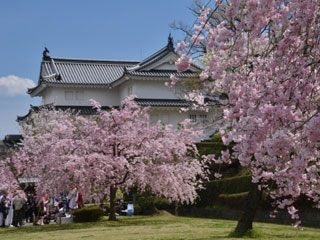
25 192 36 223
0 192 8 227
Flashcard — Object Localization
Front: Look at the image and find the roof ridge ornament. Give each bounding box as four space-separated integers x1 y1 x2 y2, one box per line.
43 47 50 61
55 74 62 81
49 58 63 81
167 34 174 51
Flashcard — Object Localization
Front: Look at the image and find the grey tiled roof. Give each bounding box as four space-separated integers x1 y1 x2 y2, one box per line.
17 96 221 122
126 70 198 78
28 37 201 95
53 105 110 114
28 58 139 95
4 135 23 142
17 105 110 121
135 98 219 107
18 100 186 121
135 98 190 107
42 58 137 85
1 135 23 153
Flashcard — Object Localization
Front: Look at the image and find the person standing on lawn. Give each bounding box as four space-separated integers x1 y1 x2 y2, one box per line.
0 191 8 227
12 191 26 227
68 184 78 214
5 195 13 227
25 192 35 223
76 191 83 209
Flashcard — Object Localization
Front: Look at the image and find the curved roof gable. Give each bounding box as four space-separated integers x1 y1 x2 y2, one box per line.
28 36 201 96
126 35 201 72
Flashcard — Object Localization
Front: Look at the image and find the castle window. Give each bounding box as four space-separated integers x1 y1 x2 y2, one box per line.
189 114 197 122
199 114 208 124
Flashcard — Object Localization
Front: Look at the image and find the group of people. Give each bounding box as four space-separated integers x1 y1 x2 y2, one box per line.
0 185 83 228
60 185 84 217
0 191 27 227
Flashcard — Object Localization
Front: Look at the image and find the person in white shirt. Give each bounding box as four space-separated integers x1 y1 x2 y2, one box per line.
68 185 78 214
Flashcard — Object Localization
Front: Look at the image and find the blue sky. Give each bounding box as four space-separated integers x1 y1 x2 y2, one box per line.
0 0 199 139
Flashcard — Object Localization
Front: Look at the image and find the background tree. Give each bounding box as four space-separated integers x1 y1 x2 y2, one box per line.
0 107 80 196
175 0 320 235
170 0 227 58
0 146 21 193
72 97 204 220
5 97 205 221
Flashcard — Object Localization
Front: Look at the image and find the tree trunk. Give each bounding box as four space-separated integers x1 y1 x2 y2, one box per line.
234 183 262 235
174 201 179 216
109 186 117 221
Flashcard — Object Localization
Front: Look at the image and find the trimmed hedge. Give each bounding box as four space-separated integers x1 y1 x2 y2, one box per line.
196 137 241 180
211 133 222 143
217 192 249 209
136 196 172 215
73 205 104 222
133 204 142 215
197 175 253 207
213 175 253 195
196 142 226 156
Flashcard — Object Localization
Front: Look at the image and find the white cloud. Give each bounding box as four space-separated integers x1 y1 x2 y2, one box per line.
0 75 36 96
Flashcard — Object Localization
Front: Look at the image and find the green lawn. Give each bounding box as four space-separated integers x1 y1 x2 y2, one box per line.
1 212 320 240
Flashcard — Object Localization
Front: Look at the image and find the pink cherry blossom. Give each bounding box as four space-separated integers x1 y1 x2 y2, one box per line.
214 173 222 179
2 97 205 221
177 41 188 51
176 54 192 72
165 74 180 87
175 0 320 227
191 34 204 44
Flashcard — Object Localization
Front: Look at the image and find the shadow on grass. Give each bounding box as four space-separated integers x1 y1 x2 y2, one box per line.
0 215 182 235
228 229 263 238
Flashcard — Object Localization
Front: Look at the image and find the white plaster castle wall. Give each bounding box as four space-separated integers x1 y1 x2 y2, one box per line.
39 80 222 140
149 108 186 127
153 62 177 70
118 81 133 102
149 108 221 129
132 80 177 99
42 87 120 106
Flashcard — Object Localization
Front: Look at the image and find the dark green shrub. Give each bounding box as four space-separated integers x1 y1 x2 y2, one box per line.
136 196 172 215
217 192 248 209
73 205 104 223
197 175 253 207
136 196 156 214
211 133 222 143
196 142 226 156
133 204 141 215
213 175 253 195
154 197 170 210
196 139 241 180
195 134 252 208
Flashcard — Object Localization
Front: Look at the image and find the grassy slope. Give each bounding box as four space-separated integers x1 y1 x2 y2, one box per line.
1 213 320 240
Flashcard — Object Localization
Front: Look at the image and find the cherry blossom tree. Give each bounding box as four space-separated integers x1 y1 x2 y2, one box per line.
0 152 21 193
175 0 320 234
0 107 79 195
71 97 203 220
170 0 228 58
5 97 204 221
